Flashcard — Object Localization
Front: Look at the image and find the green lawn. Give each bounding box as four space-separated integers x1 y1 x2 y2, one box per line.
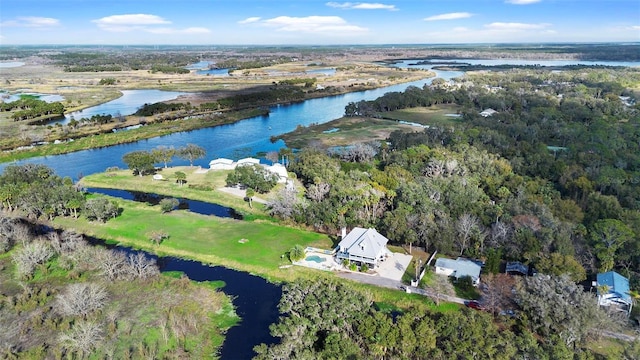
54 197 332 281
381 104 464 126
80 167 274 219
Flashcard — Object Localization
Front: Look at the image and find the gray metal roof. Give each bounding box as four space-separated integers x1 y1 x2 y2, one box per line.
337 227 389 260
435 257 482 279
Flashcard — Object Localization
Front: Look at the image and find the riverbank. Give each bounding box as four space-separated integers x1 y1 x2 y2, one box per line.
0 107 269 163
0 214 239 359
79 167 267 218
0 57 434 162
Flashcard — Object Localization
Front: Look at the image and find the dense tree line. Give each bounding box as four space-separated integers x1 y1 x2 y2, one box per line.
135 86 304 117
0 164 120 223
1 98 65 121
122 144 206 176
149 65 190 74
64 65 123 72
272 67 640 289
50 51 199 72
134 102 192 116
254 277 634 359
214 56 292 71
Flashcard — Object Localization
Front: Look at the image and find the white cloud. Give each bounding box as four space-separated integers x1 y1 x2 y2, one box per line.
146 27 211 35
424 12 474 21
1 16 60 28
485 22 551 30
326 2 397 10
238 17 261 24
92 14 210 35
505 0 541 4
629 25 640 30
260 16 368 34
93 14 171 29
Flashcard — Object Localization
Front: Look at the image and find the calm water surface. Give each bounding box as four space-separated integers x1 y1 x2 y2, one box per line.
55 89 186 125
1 68 460 180
87 240 281 360
86 187 242 219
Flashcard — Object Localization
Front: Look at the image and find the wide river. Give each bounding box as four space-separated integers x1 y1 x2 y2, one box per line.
0 67 462 180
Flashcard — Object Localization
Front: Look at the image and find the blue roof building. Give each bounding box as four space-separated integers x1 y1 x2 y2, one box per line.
597 271 633 315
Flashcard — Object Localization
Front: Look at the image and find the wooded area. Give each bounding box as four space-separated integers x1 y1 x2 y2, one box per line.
272 67 640 291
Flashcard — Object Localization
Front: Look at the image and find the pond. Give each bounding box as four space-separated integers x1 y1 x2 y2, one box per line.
85 237 281 360
86 187 243 219
1 92 65 103
54 89 187 125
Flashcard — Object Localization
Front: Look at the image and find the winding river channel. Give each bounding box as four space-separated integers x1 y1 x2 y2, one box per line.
3 59 638 359
0 67 461 180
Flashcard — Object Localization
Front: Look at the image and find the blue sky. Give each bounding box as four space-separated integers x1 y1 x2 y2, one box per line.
1 0 638 45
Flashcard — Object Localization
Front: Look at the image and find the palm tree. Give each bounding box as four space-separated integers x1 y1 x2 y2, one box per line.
289 245 305 262
245 188 255 208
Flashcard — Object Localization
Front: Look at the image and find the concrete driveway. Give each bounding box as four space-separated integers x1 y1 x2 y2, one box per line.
375 253 413 281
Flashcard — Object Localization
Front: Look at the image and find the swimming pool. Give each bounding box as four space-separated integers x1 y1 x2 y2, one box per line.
305 255 326 263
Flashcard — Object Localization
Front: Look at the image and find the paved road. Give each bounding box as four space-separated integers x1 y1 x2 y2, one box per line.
600 329 639 342
337 271 467 304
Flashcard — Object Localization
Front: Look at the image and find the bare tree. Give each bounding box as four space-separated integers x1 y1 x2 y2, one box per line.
268 187 301 220
95 249 128 281
455 213 480 256
59 321 104 356
339 142 377 162
48 230 85 255
481 273 518 316
306 182 330 202
12 223 34 246
424 159 445 178
11 241 54 278
265 151 279 164
148 231 170 246
123 252 159 280
57 283 108 318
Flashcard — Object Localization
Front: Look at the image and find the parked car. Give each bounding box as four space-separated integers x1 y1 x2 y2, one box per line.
465 300 483 310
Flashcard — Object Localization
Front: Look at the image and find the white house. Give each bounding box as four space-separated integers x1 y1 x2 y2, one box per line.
208 158 235 170
335 227 391 268
435 257 482 285
209 157 289 183
597 271 633 315
480 108 498 117
236 157 261 167
263 163 288 183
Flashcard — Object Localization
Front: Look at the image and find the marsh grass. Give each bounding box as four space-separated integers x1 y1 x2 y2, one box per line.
0 243 238 359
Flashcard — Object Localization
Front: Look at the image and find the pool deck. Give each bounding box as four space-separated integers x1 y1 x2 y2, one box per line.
293 252 341 271
293 250 412 282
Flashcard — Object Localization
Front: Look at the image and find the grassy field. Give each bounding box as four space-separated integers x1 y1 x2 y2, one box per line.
276 104 463 149
276 116 421 149
54 195 333 282
79 166 283 219
381 104 464 126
